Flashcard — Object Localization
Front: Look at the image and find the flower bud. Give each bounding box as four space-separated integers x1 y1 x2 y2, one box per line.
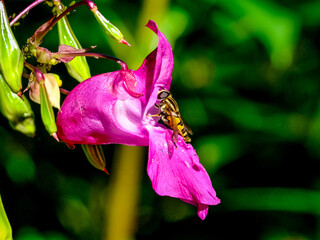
81 144 109 174
0 195 12 240
91 8 130 46
0 74 35 137
56 3 91 82
36 46 53 64
29 73 61 109
0 0 23 93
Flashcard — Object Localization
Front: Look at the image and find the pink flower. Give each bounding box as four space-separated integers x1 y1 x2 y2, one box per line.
56 20 220 220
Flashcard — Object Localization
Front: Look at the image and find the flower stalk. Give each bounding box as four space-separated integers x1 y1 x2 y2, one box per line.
104 145 144 240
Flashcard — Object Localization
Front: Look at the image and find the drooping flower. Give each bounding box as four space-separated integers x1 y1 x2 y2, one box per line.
56 20 220 219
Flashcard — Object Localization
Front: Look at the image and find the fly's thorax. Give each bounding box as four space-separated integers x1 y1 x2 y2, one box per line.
163 97 179 112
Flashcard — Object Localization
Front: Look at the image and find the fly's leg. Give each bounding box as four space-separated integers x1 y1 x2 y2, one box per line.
171 133 178 148
147 103 161 117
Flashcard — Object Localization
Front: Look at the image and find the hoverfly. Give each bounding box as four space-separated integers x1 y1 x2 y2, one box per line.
150 89 193 147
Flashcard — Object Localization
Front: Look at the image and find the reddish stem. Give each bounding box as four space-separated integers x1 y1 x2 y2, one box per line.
24 62 45 83
55 52 128 70
59 88 70 95
34 0 98 44
9 0 46 27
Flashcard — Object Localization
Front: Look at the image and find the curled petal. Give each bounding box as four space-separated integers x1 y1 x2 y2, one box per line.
146 125 220 220
116 70 143 98
54 44 95 63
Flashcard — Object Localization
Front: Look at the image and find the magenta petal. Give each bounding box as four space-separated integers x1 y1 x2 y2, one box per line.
146 126 220 220
56 72 148 146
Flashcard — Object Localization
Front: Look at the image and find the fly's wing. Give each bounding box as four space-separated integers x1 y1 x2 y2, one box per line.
170 112 181 145
180 115 193 135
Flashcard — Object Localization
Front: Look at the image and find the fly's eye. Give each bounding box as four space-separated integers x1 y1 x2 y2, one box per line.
158 90 170 99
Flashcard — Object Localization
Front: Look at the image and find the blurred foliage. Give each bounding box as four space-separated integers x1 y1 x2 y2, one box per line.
0 195 12 240
0 0 320 239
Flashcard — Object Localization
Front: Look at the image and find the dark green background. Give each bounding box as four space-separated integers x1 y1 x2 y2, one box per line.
1 0 320 239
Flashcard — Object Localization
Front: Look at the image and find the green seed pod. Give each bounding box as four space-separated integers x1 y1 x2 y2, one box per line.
40 82 57 137
56 4 91 82
0 0 23 93
35 70 57 138
81 144 109 174
0 74 35 137
92 9 130 46
0 195 12 240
